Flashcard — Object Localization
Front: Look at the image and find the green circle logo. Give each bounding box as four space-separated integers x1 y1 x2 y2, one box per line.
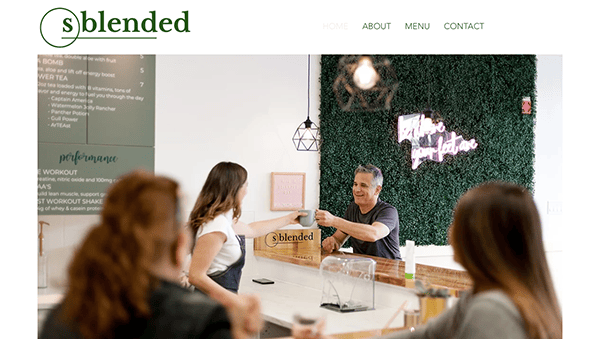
40 8 80 48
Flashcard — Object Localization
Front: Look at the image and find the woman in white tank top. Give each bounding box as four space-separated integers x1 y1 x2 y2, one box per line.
186 162 304 318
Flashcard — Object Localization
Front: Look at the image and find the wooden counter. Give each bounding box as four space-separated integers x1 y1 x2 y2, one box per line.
253 242 472 292
249 247 469 336
241 230 471 336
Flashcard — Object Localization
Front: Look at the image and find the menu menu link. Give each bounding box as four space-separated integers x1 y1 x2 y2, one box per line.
406 23 430 30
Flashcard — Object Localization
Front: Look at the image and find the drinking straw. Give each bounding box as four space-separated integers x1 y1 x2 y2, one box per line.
383 301 408 329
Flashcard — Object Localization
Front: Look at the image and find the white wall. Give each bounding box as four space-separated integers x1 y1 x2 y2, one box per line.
532 55 563 305
533 55 563 248
154 55 321 223
39 55 562 303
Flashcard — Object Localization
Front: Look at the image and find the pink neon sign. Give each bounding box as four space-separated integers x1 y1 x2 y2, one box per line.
398 113 478 169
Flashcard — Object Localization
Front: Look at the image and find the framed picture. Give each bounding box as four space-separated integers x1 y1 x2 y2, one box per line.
270 172 305 211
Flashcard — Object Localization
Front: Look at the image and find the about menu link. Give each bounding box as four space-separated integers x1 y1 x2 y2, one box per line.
362 22 391 30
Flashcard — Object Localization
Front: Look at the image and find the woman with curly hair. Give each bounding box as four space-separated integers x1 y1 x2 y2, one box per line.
40 170 261 339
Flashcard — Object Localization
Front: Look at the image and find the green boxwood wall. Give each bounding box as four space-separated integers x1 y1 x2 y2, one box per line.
318 55 537 246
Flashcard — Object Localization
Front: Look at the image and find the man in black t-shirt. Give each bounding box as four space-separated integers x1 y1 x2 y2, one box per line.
316 164 401 259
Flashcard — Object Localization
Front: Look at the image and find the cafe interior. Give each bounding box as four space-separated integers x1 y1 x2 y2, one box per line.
37 54 563 337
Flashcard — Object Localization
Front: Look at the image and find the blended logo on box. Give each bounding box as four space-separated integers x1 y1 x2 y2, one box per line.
40 8 190 48
254 229 321 262
265 231 316 248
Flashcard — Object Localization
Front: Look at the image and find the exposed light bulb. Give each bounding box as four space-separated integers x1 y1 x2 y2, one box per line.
421 116 433 134
353 57 379 90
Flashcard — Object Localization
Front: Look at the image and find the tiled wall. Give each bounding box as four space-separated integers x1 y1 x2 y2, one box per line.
38 215 98 288
38 215 98 252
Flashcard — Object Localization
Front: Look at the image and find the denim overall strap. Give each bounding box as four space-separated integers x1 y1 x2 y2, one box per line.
208 235 246 293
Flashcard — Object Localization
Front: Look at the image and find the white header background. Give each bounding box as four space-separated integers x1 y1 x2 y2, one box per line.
2 1 597 337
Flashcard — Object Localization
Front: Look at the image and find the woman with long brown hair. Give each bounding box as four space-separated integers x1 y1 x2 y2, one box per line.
40 170 261 339
300 181 562 339
187 161 304 309
371 181 562 339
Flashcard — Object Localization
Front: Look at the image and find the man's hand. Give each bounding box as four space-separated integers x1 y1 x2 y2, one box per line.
321 236 340 253
288 210 307 225
315 209 337 227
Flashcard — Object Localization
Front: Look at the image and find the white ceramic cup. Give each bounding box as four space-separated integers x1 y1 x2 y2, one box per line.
298 209 315 227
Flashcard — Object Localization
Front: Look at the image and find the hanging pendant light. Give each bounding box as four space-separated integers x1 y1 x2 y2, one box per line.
293 55 320 152
353 56 379 90
333 55 399 112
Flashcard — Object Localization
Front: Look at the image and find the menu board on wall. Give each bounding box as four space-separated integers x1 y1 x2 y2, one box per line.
38 55 88 144
38 144 154 215
87 55 155 146
38 55 155 146
38 55 155 215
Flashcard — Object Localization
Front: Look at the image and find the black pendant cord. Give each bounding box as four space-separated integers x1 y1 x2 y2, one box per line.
303 55 314 128
427 55 432 111
307 55 311 121
292 54 320 151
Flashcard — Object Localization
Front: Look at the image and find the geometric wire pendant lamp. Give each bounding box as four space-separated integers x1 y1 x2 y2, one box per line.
293 55 321 151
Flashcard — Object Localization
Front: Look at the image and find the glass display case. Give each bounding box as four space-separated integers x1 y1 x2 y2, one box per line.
319 255 376 312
